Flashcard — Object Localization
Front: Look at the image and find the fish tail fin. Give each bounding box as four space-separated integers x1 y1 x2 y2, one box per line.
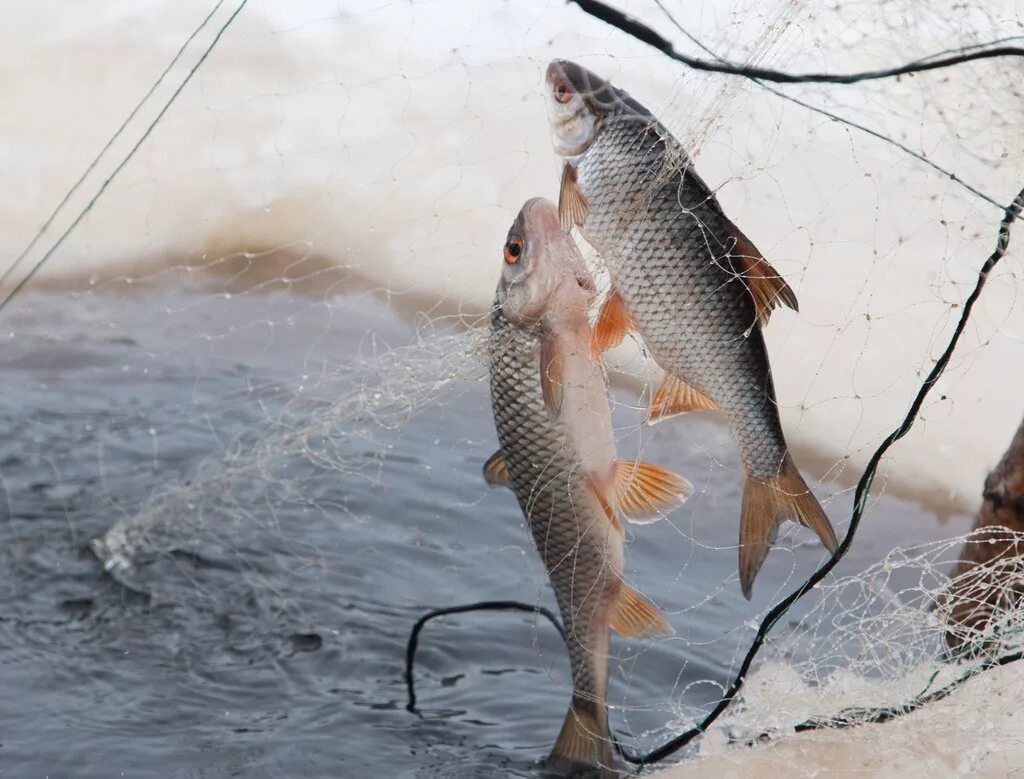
739 459 838 599
548 698 617 777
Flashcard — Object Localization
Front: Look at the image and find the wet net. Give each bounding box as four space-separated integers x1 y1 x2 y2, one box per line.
3 0 1024 775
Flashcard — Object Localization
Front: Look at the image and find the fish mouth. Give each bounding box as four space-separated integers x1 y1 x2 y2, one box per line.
545 59 568 87
545 60 600 157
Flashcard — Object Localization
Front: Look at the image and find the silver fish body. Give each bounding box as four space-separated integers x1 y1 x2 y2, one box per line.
486 198 686 774
545 60 837 597
489 308 619 760
573 116 782 476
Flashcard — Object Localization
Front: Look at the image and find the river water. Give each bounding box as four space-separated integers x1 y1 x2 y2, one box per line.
0 282 973 777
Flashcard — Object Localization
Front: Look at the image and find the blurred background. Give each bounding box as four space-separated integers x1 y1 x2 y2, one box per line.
1 1 1022 776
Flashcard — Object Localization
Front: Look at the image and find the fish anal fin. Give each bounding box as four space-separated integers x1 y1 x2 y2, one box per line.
482 450 510 488
610 581 673 637
590 289 632 357
558 163 589 231
739 459 838 599
645 373 717 424
548 698 612 774
729 231 799 327
615 459 693 522
540 336 564 416
586 474 623 535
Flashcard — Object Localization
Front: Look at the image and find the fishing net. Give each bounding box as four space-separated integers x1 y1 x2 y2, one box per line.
3 0 1023 775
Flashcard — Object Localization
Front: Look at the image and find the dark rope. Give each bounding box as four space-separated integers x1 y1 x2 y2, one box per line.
405 600 565 713
404 184 1024 765
571 0 1024 86
394 0 1024 765
647 0 1005 210
614 185 1024 766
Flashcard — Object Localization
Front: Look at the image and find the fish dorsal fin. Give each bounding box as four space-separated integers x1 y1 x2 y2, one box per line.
539 336 565 416
727 227 798 327
558 163 589 231
610 581 673 637
590 289 632 356
615 460 693 522
482 450 510 488
585 473 623 535
645 372 717 424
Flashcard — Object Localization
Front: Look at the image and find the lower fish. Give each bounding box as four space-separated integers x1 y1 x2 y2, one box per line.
486 197 692 776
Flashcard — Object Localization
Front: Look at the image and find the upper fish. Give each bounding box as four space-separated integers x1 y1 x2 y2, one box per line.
543 60 838 598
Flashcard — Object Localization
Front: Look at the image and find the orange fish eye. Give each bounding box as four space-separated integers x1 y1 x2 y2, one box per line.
504 237 523 264
553 79 572 104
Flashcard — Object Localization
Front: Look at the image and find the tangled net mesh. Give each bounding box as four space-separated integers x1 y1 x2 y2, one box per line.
3 0 1024 773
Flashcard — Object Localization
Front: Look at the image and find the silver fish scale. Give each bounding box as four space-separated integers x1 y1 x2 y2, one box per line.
488 305 617 707
573 118 787 481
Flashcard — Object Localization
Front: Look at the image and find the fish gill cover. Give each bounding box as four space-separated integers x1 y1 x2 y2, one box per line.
1 0 1023 776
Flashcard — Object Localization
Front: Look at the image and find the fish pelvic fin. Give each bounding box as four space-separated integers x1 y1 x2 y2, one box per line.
645 372 717 424
615 459 693 523
739 459 838 599
586 473 623 535
728 230 799 327
558 162 589 231
482 450 510 488
590 289 632 357
610 580 673 637
539 335 565 417
548 698 617 777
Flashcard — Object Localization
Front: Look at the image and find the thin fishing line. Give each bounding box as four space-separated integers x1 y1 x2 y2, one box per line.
0 0 229 294
0 0 249 318
572 0 1024 87
649 0 1006 211
404 601 566 713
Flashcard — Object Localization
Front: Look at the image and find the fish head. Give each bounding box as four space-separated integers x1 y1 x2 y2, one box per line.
545 59 652 156
497 197 594 329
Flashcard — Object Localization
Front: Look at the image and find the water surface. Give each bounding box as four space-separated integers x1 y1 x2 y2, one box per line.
0 284 973 777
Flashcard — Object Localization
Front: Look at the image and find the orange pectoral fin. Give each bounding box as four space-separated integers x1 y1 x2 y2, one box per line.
729 229 799 327
558 163 589 231
615 459 693 522
645 372 717 424
590 289 632 357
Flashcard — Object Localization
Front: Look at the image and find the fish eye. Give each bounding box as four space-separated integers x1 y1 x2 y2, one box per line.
553 79 572 104
504 237 524 264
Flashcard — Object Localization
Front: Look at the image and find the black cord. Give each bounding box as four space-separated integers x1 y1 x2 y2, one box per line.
618 185 1024 767
405 600 566 713
405 1 1024 766
571 0 1024 86
404 184 1024 765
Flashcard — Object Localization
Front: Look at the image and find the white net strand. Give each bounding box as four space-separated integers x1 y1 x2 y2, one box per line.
2 0 1023 774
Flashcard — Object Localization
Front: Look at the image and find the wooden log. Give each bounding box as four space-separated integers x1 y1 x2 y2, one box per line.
940 416 1024 654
